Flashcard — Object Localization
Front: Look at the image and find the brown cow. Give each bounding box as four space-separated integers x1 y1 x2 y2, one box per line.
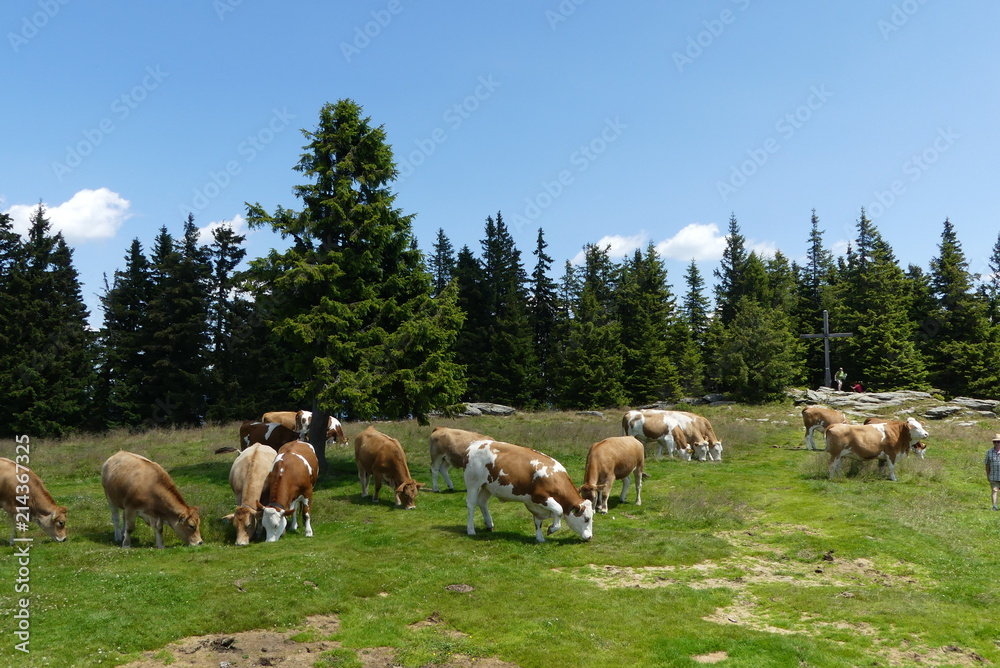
222 444 277 546
623 409 722 461
579 436 644 514
825 417 930 481
261 410 299 431
101 451 202 548
802 405 848 450
261 441 318 542
354 426 423 509
296 411 348 445
0 458 67 544
428 426 491 492
236 420 299 451
864 417 927 459
465 440 594 542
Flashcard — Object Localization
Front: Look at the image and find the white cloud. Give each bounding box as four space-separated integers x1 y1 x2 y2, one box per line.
197 214 248 245
570 233 647 265
750 240 779 259
655 223 728 261
4 188 131 242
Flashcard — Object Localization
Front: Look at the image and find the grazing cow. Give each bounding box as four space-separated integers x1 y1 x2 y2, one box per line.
236 420 300 451
222 444 278 546
802 405 849 450
296 411 348 445
262 441 319 542
864 417 927 459
623 410 723 461
101 451 202 548
0 458 67 544
465 440 594 543
428 426 491 492
825 417 930 481
261 410 299 431
579 436 645 514
354 426 423 508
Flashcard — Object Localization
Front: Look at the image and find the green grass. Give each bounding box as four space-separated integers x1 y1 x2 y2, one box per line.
1 406 999 667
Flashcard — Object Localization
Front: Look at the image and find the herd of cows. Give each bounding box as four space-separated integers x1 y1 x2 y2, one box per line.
0 404 931 548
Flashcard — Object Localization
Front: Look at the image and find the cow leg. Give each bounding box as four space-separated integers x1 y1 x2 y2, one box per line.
620 475 630 503
545 498 563 535
109 503 122 545
829 452 844 479
152 517 165 549
302 495 313 537
806 426 819 450
287 501 299 532
439 466 455 492
358 467 370 498
885 455 898 482
372 475 382 503
465 489 478 535
430 460 440 492
123 508 138 548
634 470 643 505
534 515 546 543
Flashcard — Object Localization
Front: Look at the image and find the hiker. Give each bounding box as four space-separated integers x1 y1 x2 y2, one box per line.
835 367 847 391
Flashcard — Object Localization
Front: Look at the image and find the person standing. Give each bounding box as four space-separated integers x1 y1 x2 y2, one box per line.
835 367 847 391
986 434 1000 511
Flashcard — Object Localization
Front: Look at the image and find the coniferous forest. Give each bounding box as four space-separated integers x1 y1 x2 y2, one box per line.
3 99 1000 440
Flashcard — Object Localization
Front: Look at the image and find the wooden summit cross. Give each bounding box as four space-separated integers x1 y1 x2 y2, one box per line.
800 310 853 389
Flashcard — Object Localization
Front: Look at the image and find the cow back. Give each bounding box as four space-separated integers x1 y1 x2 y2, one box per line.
479 440 583 508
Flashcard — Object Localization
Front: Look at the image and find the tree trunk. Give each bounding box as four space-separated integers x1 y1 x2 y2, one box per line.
308 398 329 475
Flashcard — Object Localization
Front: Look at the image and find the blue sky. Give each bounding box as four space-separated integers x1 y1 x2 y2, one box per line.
3 1 998 325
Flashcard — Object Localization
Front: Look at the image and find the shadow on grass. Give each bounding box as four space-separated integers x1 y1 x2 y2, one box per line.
168 461 231 486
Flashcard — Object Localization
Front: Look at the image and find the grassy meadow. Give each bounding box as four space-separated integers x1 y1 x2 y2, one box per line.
2 403 999 667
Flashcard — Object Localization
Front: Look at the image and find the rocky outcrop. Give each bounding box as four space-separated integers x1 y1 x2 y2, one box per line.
789 387 999 420
458 402 516 417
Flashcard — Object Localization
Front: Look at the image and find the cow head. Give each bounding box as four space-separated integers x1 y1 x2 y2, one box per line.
395 480 424 509
578 483 599 504
709 441 723 462
173 508 202 546
37 505 68 542
677 444 694 461
262 503 289 542
693 443 710 462
295 410 313 438
911 441 927 459
223 505 260 546
906 417 929 443
564 499 594 541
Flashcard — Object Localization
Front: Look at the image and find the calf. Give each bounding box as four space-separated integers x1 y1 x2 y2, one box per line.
355 426 423 508
623 410 722 461
826 417 930 482
261 441 318 542
222 444 278 546
428 426 491 492
0 458 67 543
465 440 594 543
802 405 848 450
864 417 927 459
101 451 202 548
579 436 644 514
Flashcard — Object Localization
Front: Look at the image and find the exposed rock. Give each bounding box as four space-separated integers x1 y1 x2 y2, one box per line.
463 402 516 416
703 393 728 403
576 411 605 419
924 405 965 419
950 397 999 411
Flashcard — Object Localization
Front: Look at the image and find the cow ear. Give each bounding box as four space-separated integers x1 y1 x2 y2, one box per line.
415 482 425 489
222 514 234 523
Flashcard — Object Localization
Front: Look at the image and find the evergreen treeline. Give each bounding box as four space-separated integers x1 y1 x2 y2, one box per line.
4 100 1000 440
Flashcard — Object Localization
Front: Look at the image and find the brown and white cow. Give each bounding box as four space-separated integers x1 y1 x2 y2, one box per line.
579 436 644 514
0 458 67 544
825 417 930 481
465 440 594 543
802 405 849 450
101 451 202 548
261 441 318 542
296 411 348 446
623 410 722 461
354 426 423 508
222 444 278 546
864 417 927 459
237 420 300 451
428 426 491 492
261 410 299 431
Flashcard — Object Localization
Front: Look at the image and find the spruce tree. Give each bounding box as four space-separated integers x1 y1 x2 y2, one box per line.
4 206 94 436
428 228 456 297
714 212 749 324
453 244 489 401
797 211 839 388
676 260 710 396
247 99 465 468
529 228 558 406
98 239 155 428
616 244 680 404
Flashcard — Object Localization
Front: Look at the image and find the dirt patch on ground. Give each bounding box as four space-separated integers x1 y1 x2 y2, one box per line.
691 650 729 663
122 614 521 668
